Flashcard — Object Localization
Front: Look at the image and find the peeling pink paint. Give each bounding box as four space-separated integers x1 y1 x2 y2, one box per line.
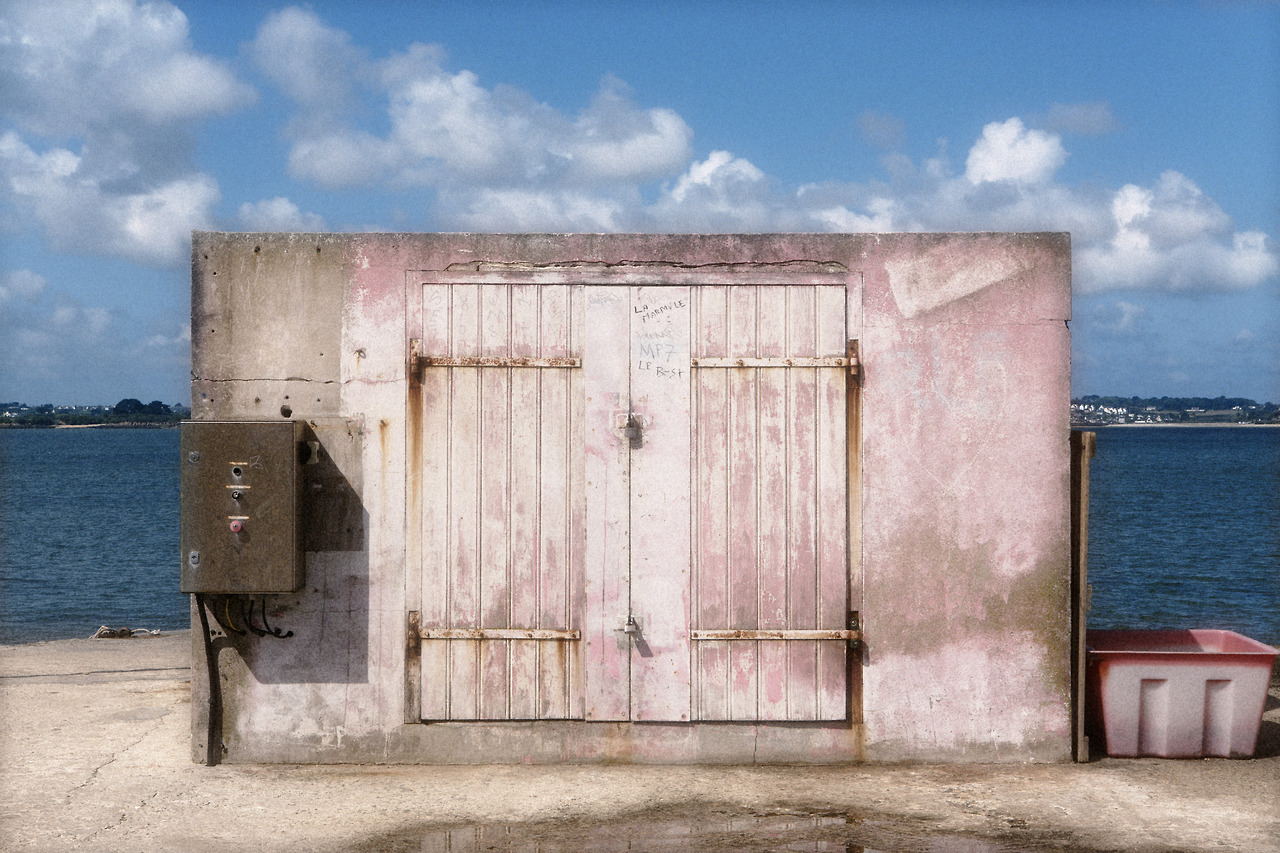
190 232 1072 765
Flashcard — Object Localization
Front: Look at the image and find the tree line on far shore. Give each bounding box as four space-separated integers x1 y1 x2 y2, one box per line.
0 399 188 427
1074 394 1275 411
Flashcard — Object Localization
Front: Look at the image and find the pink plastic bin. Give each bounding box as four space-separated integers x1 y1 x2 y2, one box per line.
1086 629 1277 758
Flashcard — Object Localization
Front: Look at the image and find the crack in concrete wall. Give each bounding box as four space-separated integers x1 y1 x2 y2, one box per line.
445 259 851 273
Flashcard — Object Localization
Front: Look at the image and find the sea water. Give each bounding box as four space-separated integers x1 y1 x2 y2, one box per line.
1086 426 1280 645
0 428 184 643
0 426 1277 645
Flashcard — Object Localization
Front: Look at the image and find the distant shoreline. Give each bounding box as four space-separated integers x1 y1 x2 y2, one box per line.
0 421 181 429
1078 422 1280 428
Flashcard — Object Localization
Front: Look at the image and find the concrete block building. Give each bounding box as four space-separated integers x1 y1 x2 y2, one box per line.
184 232 1074 764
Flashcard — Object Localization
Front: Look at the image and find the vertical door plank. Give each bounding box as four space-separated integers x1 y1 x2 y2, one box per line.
583 286 631 720
629 284 692 721
692 286 731 720
535 284 572 718
785 287 820 720
506 284 541 718
566 286 587 719
726 286 760 719
815 285 849 719
476 285 512 719
447 285 483 719
754 286 790 720
419 285 452 718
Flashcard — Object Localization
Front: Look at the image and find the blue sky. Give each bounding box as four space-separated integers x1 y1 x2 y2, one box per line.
2 0 1277 405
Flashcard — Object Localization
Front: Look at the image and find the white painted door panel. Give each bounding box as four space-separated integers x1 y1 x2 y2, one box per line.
628 286 692 721
582 287 632 720
417 281 849 723
418 283 585 720
688 285 849 721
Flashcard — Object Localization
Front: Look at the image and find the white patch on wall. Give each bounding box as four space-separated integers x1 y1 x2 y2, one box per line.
884 242 1033 319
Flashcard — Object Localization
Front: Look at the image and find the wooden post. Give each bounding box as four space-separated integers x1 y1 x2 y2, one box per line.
1070 430 1096 761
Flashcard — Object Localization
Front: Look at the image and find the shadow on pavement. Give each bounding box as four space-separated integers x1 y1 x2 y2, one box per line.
349 805 1086 853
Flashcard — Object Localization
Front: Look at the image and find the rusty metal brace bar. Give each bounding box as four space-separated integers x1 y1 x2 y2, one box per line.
690 629 860 641
418 355 581 368
419 628 582 640
689 357 849 368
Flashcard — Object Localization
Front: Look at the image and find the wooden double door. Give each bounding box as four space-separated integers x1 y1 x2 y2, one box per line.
412 279 853 723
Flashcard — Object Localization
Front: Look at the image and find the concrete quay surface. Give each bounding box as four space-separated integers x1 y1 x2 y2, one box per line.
1 632 1277 853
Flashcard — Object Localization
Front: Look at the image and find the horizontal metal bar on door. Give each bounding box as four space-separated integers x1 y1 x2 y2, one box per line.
418 628 582 640
418 356 581 368
689 357 849 368
690 629 860 641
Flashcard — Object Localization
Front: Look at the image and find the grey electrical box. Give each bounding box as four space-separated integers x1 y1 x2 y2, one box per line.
180 421 305 593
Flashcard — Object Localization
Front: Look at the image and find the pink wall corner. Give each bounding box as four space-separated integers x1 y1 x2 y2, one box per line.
857 233 1072 759
862 233 1071 327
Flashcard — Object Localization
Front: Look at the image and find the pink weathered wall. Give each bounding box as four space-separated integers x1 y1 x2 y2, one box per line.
188 232 1071 764
859 234 1072 761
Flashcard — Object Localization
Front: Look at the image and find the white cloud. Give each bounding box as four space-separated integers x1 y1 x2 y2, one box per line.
384 65 551 182
0 269 47 303
809 198 898 233
238 197 326 231
0 271 188 403
1142 171 1232 246
568 80 692 183
670 151 764 204
647 151 787 232
248 6 363 119
415 108 1275 297
248 10 1278 297
965 118 1068 184
254 8 692 194
51 302 110 334
1076 171 1278 293
145 322 190 348
119 175 220 260
0 0 245 266
0 132 219 266
444 188 628 232
795 137 1108 238
1103 300 1148 334
0 0 252 136
8 2 1258 299
0 289 116 383
785 131 1274 296
286 131 395 188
